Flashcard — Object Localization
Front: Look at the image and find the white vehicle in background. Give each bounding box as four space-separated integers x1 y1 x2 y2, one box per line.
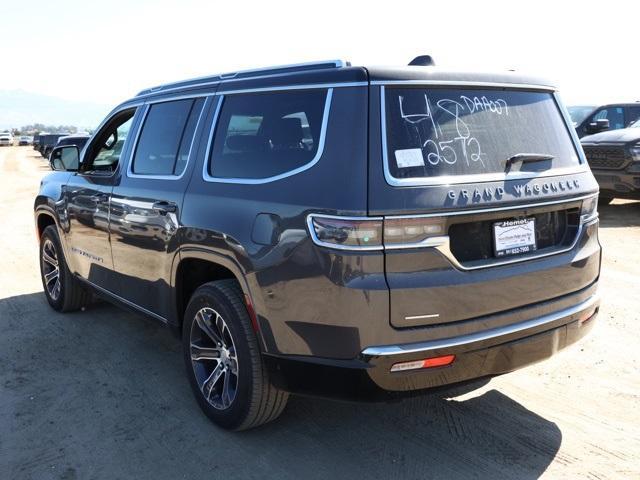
0 133 14 146
18 135 33 146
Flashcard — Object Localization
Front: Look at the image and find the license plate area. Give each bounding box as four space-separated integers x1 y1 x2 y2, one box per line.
493 218 537 257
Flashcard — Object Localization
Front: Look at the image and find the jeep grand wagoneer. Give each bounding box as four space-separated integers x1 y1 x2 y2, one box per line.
35 58 601 430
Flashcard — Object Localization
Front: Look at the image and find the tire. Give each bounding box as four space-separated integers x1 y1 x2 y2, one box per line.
39 225 91 312
182 280 288 430
599 196 614 205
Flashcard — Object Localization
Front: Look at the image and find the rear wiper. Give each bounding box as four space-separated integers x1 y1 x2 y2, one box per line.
505 153 554 172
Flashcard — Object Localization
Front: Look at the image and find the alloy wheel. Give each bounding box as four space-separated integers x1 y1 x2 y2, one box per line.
190 307 239 410
42 239 61 301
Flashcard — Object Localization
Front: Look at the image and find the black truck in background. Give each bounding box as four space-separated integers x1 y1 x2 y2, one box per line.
569 103 640 138
582 119 640 203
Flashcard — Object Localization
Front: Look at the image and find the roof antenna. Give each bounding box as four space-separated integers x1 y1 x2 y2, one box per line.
408 55 435 67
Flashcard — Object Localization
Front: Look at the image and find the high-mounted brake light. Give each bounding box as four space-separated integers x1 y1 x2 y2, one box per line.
390 354 456 372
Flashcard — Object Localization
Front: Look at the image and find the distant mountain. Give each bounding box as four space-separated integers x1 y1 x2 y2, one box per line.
0 90 110 130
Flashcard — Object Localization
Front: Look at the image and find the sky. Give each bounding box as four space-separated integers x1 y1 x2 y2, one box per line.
1 0 638 117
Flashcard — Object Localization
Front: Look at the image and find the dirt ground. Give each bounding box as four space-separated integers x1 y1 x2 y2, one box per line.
0 145 638 480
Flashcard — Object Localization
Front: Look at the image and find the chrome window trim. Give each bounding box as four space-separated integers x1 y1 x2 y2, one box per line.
203 88 334 185
126 97 211 181
379 85 590 187
77 104 141 178
361 294 600 357
306 214 385 251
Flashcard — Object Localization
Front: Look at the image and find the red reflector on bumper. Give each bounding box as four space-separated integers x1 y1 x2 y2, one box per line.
390 354 456 372
578 307 597 324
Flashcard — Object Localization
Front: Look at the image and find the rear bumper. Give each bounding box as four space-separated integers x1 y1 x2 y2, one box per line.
593 169 640 199
265 291 599 401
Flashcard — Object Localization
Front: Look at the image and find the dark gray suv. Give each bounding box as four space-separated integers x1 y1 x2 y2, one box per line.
35 59 601 430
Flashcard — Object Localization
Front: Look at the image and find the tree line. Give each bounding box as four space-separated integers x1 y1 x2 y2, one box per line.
4 124 91 135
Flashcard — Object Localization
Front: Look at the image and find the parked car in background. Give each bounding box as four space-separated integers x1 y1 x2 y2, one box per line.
40 133 70 158
18 135 33 146
581 118 640 203
571 102 640 138
56 134 90 150
36 58 601 431
0 133 14 146
33 134 44 152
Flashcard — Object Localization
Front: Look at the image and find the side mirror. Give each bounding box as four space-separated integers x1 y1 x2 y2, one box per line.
49 145 79 172
587 118 610 133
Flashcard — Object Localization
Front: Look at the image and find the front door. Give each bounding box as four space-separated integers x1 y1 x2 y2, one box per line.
64 108 137 291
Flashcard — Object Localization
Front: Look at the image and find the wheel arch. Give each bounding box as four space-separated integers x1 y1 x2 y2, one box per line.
33 202 59 241
171 248 263 347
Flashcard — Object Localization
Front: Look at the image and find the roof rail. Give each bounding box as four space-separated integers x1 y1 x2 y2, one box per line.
136 59 349 97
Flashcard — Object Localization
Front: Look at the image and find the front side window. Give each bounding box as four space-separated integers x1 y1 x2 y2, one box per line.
384 88 580 180
132 98 205 176
209 89 328 180
81 110 135 174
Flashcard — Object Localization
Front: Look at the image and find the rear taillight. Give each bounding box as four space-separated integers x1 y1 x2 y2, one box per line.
307 215 384 250
307 214 446 250
580 196 598 223
383 217 446 247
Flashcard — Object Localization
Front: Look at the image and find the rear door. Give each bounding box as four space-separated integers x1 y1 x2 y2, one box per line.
109 96 209 319
368 84 599 328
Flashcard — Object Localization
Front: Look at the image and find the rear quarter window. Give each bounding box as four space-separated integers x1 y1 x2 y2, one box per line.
384 87 580 181
208 89 329 181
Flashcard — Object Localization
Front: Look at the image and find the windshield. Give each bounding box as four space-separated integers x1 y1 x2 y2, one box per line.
567 105 596 125
384 87 580 180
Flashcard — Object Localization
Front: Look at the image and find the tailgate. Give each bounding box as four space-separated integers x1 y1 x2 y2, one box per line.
383 199 599 328
366 84 600 328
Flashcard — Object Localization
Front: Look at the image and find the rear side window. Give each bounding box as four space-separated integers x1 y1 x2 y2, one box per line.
384 88 580 181
208 89 329 180
132 98 205 176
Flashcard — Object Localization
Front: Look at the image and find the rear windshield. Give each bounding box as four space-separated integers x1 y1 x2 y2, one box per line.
384 88 580 180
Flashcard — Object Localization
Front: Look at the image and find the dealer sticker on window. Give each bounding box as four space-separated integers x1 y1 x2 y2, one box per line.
394 148 425 168
493 218 537 257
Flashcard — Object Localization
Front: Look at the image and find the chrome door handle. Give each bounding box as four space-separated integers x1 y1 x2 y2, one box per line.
152 201 177 214
90 193 109 202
